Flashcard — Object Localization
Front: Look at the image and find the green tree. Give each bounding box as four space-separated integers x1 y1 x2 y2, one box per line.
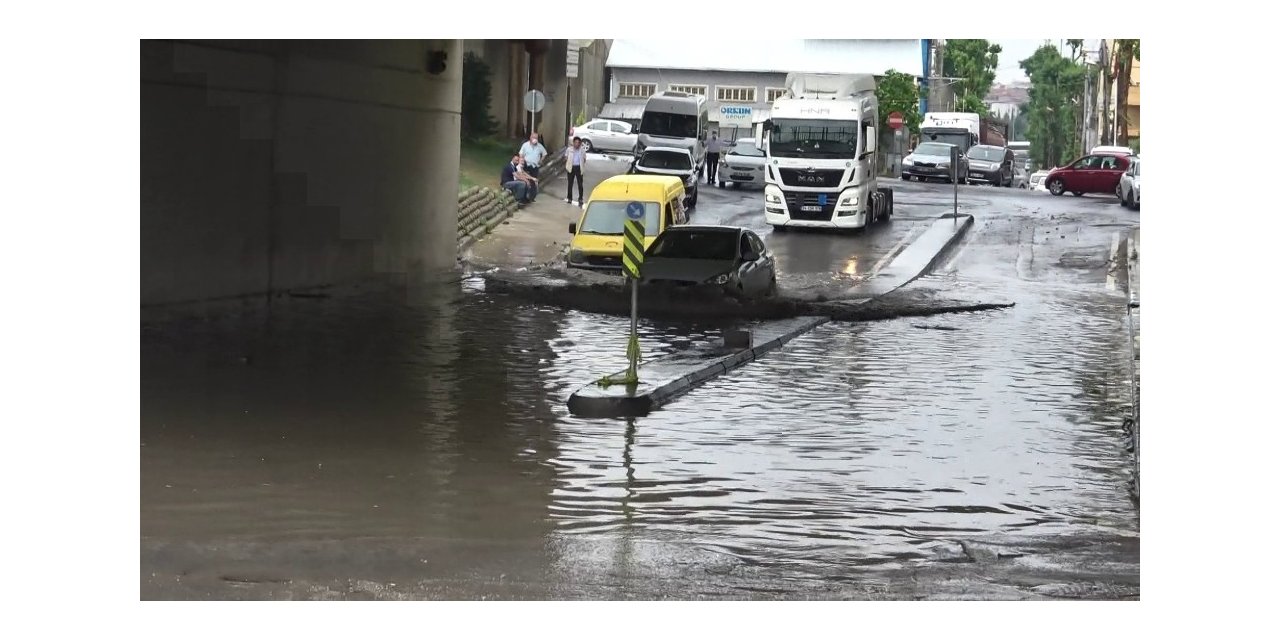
942 39 1002 114
461 52 498 140
1021 44 1086 167
876 69 923 133
1113 39 1140 146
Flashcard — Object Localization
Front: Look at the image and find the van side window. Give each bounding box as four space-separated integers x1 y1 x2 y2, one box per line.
663 203 673 228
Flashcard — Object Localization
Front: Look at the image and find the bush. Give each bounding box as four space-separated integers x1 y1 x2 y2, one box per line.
462 52 498 140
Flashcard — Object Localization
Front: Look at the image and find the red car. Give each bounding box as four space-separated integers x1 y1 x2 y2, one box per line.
1045 152 1134 197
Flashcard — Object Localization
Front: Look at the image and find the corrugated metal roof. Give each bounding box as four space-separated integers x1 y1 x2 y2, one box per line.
599 101 646 120
607 39 925 77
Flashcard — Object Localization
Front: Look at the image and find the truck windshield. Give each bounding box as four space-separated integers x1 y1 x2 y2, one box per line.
768 118 858 158
922 131 969 151
640 112 698 138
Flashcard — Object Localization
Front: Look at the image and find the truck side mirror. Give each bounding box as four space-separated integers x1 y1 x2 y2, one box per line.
865 130 877 154
762 119 773 133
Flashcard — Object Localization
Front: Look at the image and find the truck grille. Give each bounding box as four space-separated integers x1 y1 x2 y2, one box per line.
778 168 844 188
785 192 838 221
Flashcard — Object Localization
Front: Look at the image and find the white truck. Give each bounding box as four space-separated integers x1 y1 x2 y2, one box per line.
761 73 893 230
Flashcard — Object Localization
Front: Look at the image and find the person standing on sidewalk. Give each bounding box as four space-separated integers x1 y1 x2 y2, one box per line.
564 136 587 208
519 132 548 179
705 130 725 185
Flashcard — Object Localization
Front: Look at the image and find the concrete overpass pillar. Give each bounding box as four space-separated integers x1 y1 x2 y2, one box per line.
141 39 467 306
417 39 464 276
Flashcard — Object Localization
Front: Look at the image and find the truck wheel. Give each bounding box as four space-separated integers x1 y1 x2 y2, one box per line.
1048 178 1066 196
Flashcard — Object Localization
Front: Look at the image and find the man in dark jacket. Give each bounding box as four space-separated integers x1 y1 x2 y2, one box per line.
500 153 530 203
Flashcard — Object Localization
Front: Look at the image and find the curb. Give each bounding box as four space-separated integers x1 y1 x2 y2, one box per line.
841 214 974 301
568 316 828 417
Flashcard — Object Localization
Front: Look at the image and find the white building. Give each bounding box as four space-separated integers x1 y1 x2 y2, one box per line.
601 39 929 138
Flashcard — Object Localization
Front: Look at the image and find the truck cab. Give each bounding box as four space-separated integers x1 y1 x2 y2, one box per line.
760 73 893 230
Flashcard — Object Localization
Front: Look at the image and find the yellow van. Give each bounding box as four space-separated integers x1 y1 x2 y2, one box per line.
566 175 688 270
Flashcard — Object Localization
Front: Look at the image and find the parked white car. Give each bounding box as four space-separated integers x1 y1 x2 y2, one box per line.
717 138 766 188
1118 157 1140 209
630 146 700 207
571 119 637 154
1030 169 1052 192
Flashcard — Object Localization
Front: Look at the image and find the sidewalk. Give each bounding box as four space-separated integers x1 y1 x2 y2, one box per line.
464 155 632 269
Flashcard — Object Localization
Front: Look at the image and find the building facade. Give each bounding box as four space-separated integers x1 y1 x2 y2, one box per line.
1094 39 1141 151
601 40 929 140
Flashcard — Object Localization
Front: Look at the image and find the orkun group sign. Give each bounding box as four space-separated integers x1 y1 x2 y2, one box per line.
718 105 753 127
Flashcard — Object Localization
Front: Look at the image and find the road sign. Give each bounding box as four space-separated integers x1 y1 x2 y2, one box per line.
625 201 645 221
888 112 905 130
523 89 546 114
719 105 753 127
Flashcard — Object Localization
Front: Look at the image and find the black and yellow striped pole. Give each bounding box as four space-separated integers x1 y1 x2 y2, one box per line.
620 204 646 385
599 202 647 388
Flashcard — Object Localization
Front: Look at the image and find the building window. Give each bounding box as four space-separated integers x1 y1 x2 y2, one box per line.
716 86 757 103
666 84 708 97
766 87 786 102
618 82 656 99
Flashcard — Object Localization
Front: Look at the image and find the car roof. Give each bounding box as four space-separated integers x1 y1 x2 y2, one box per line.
661 225 748 234
642 146 693 156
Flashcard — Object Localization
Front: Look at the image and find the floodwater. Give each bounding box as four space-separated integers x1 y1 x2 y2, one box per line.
141 263 1137 597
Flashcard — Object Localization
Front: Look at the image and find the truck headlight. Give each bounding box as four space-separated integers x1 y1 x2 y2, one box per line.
841 195 858 206
765 192 782 204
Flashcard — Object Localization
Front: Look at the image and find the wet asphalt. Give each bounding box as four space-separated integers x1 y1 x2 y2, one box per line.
141 167 1140 600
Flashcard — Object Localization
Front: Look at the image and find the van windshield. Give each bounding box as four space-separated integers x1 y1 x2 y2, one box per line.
641 112 698 138
579 201 661 236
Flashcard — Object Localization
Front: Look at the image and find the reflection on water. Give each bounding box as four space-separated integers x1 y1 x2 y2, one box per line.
142 273 1135 588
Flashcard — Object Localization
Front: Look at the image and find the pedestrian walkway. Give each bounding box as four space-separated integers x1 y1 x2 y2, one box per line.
464 156 631 269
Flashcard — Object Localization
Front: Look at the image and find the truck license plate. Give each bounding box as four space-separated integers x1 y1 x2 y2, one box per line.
800 205 822 212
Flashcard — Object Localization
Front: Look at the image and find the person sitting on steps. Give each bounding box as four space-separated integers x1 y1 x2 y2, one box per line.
500 153 532 205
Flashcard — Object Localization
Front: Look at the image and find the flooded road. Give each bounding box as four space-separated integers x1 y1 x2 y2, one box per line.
141 183 1139 599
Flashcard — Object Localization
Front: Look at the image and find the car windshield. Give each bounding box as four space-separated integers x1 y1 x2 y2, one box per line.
579 201 661 236
968 146 1004 161
728 140 764 157
640 112 698 138
914 142 952 157
640 150 692 171
648 230 739 261
768 118 858 158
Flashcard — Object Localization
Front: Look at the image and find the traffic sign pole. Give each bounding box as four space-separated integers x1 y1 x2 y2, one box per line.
592 202 648 387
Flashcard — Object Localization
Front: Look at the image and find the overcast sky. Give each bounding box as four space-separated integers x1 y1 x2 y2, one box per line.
994 39 1102 83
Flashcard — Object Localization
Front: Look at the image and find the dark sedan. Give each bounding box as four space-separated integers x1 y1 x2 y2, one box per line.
640 225 777 298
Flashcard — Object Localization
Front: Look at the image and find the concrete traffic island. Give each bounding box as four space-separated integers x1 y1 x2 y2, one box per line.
568 316 828 417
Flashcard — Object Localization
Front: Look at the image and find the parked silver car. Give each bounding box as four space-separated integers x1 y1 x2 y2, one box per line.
571 118 637 154
717 138 766 188
902 142 968 184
